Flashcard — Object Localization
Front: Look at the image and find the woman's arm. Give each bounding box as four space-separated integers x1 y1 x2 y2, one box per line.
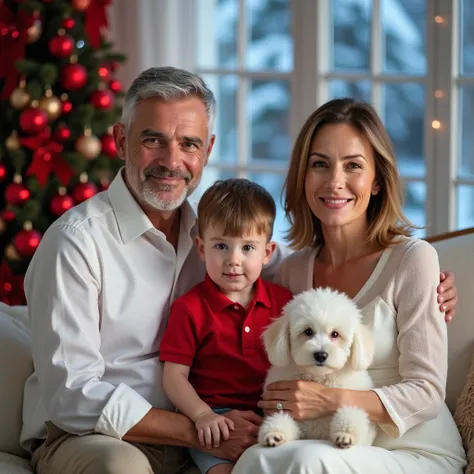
259 380 392 424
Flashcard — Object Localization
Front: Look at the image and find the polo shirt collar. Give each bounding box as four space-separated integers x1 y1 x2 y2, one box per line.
108 168 198 244
203 273 272 313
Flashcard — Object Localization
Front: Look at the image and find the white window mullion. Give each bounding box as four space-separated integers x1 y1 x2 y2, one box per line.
237 0 249 178
371 0 383 112
291 0 321 140
426 0 457 234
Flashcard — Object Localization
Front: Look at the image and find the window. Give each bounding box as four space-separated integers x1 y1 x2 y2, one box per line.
190 0 474 241
193 0 293 242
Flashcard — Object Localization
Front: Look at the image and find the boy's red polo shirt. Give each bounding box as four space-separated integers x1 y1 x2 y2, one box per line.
159 274 293 410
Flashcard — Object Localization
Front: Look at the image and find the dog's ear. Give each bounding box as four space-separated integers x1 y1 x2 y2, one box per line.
262 313 291 367
349 323 374 371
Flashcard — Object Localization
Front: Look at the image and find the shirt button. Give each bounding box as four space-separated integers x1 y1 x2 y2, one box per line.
233 305 240 310
244 326 250 333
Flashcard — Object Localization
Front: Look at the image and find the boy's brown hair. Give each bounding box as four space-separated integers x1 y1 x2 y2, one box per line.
197 178 276 240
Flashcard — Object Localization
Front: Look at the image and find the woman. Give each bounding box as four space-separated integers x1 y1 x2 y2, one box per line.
232 99 466 473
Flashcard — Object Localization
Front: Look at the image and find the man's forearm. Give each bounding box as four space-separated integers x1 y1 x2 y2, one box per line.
123 408 199 448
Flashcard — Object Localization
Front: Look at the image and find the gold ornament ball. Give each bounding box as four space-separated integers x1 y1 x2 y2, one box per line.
76 134 102 160
72 0 91 11
10 87 30 110
39 95 62 121
5 244 21 262
27 20 42 44
6 133 21 152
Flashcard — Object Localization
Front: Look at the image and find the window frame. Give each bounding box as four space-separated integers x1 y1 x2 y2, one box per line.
112 0 474 237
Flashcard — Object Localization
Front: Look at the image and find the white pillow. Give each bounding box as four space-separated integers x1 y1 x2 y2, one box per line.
0 312 33 458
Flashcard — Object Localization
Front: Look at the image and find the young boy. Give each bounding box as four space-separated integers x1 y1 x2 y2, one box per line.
160 178 293 474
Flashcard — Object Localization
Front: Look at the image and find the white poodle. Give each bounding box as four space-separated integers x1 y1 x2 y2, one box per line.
258 287 377 449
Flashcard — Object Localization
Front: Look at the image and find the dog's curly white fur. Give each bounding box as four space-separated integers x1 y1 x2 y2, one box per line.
258 288 377 449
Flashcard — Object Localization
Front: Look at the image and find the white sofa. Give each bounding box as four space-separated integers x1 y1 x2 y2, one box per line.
0 229 473 474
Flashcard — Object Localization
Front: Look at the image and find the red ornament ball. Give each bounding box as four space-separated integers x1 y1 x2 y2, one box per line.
109 60 119 72
2 210 16 222
100 134 117 157
49 34 74 58
0 163 7 181
61 100 73 114
60 63 87 90
19 107 48 134
109 79 122 94
98 65 110 79
62 18 75 30
73 182 98 203
54 123 71 141
13 228 42 257
90 89 114 109
51 194 75 215
5 182 30 205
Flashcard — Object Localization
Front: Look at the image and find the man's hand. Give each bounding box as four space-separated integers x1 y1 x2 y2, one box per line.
206 410 262 462
438 271 458 323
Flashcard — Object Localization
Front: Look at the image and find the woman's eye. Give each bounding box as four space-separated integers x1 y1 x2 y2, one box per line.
347 162 362 169
311 160 326 168
304 328 313 336
330 331 339 339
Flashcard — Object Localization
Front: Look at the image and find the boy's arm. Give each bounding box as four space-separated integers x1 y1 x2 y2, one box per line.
163 362 213 422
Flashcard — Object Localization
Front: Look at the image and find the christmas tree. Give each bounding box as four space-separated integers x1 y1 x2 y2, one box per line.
0 0 126 305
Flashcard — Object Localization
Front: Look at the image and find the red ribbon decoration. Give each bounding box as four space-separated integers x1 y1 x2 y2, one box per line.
20 131 76 187
84 0 111 48
0 5 34 99
0 261 25 306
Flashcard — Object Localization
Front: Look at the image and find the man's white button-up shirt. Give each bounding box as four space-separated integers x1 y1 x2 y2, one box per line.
20 170 289 451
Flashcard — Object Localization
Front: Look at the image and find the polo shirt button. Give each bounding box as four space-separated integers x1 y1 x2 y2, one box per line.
244 326 250 333
233 305 239 310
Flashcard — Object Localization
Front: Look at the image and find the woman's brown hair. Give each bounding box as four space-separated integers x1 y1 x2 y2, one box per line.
284 98 414 250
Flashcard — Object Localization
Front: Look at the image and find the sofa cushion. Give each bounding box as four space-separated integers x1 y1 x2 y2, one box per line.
432 231 474 413
0 311 33 458
454 351 474 473
0 452 33 473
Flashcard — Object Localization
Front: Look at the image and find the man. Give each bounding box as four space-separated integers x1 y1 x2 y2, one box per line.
21 67 457 474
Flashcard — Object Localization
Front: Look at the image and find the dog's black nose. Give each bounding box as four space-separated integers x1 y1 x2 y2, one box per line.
314 351 328 363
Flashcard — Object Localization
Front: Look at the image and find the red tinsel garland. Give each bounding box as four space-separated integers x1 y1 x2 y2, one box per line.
0 5 32 99
85 0 111 48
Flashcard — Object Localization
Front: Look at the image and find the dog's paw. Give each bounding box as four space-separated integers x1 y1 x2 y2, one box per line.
262 431 287 447
334 432 356 449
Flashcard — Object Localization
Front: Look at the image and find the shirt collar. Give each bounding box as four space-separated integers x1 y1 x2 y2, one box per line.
203 273 272 313
108 168 198 244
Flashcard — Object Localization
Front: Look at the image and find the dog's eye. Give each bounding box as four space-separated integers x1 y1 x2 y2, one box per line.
304 328 313 337
330 331 339 339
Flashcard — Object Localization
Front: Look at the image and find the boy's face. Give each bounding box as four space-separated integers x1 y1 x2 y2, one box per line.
195 224 276 295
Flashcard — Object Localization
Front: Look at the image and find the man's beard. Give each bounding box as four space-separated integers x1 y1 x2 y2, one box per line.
128 164 198 212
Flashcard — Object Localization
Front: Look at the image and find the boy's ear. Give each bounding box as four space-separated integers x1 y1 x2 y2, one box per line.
195 236 205 262
263 241 277 265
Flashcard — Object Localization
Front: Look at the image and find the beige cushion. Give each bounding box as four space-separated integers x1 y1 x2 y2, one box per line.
454 352 474 473
0 312 33 458
0 452 33 473
432 231 474 413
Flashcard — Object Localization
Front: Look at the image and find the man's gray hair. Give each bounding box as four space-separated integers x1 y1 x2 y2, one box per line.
121 66 216 138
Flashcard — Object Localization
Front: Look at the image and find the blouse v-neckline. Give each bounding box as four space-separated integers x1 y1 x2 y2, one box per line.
306 245 393 304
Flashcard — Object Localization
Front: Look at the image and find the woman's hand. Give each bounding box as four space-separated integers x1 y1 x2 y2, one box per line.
438 271 458 323
257 380 337 421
